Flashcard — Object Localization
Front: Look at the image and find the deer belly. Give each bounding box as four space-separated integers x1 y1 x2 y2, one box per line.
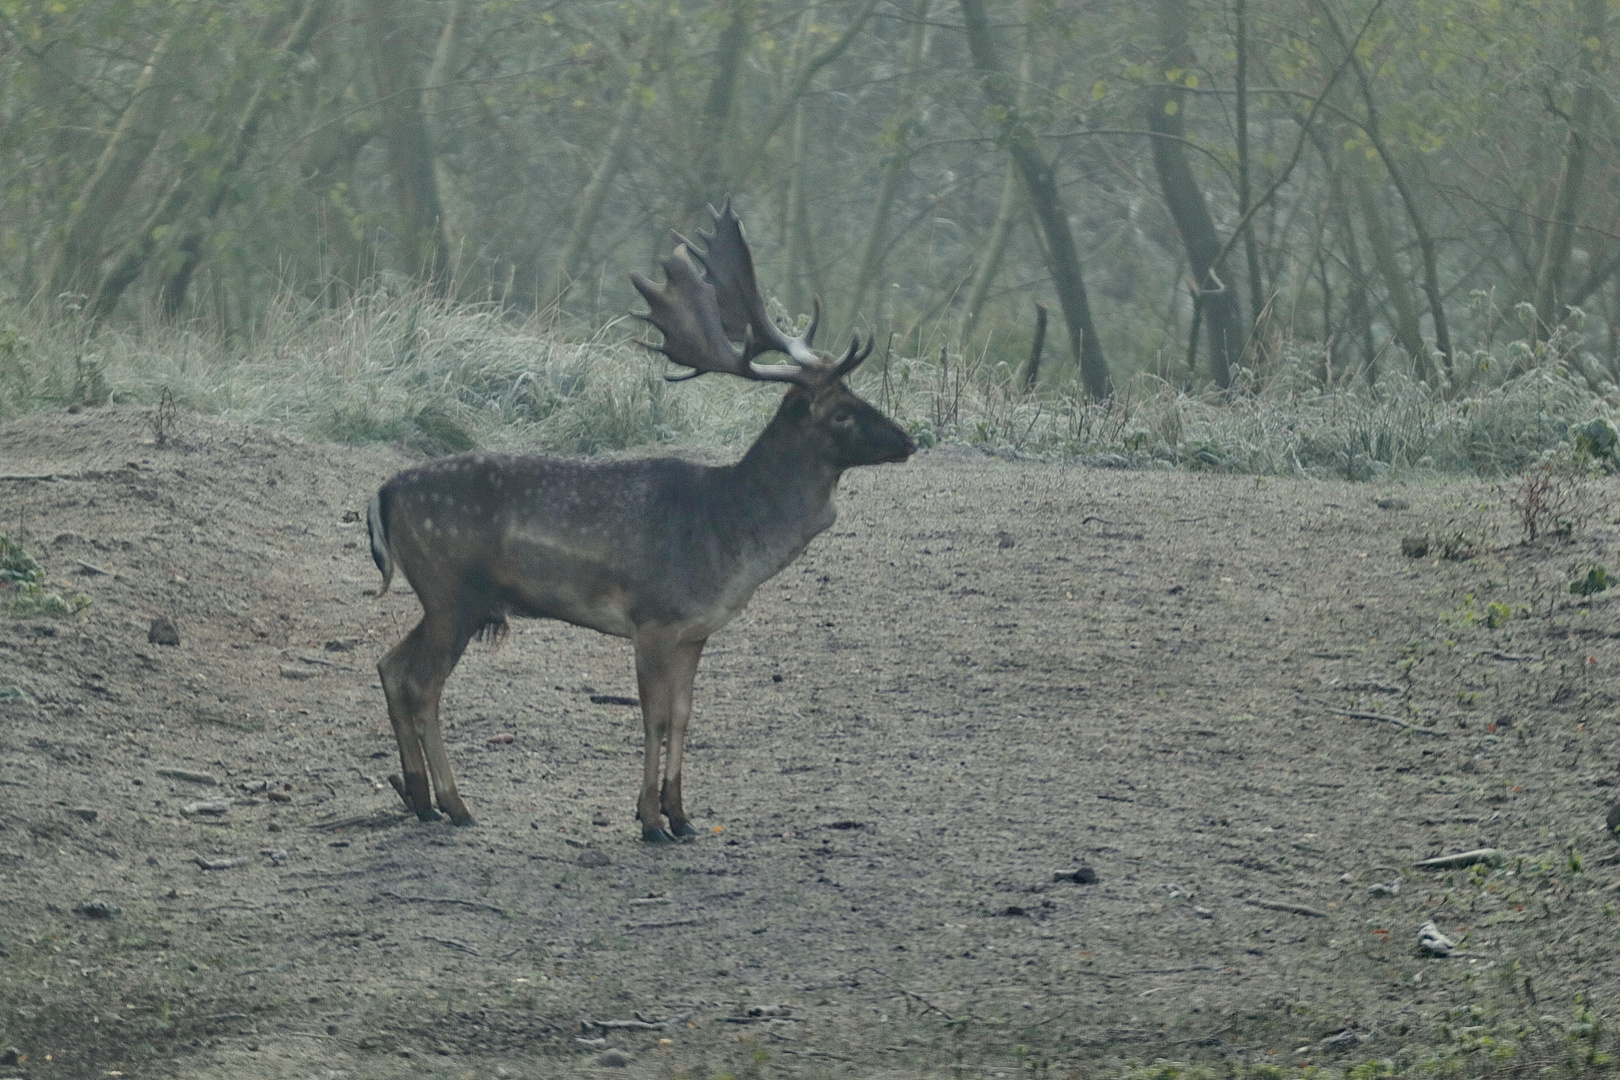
500 545 638 638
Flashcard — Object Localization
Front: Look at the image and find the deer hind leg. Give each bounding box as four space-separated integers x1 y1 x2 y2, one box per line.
380 619 439 821
633 632 704 841
379 613 477 826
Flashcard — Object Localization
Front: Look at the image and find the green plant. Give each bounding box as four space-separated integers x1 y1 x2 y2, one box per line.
0 535 91 617
1570 565 1610 596
1575 418 1619 466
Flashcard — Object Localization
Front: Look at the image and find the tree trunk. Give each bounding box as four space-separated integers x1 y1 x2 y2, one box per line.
841 0 932 333
1350 156 1426 374
683 0 755 220
736 0 881 187
1314 0 1452 378
43 31 177 301
1022 301 1048 390
1147 0 1240 388
546 53 654 314
158 0 331 317
1325 160 1376 379
365 0 452 295
958 160 1023 345
957 8 1033 346
959 0 1109 398
1532 0 1606 339
90 0 328 319
424 0 471 278
302 120 377 302
1233 0 1265 331
783 98 813 316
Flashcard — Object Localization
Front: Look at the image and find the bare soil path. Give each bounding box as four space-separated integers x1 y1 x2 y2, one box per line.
1 407 1618 1079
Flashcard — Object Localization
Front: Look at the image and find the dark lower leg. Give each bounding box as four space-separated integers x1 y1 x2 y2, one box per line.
660 774 695 838
389 772 441 821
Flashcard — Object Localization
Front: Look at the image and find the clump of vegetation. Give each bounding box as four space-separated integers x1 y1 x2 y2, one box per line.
1510 453 1592 543
1570 565 1611 597
0 535 90 618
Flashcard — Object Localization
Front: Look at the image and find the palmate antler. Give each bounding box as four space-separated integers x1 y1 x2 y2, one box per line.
631 200 874 387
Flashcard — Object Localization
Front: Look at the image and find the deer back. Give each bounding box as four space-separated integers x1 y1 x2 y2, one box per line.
372 446 849 642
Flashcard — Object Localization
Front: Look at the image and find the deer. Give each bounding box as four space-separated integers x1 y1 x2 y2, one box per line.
365 201 916 840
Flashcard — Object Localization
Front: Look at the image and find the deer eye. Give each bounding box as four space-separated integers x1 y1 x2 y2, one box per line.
831 409 853 425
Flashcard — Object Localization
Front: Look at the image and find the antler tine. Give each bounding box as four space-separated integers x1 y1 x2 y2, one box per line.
831 333 876 379
694 199 820 368
631 246 812 387
804 296 822 349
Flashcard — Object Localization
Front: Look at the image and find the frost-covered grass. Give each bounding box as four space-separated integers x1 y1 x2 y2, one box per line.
1 290 1614 477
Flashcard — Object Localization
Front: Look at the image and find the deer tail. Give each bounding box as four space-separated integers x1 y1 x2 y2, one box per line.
367 491 395 596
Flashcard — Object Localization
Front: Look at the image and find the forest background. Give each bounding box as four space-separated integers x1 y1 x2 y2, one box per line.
3 0 1619 475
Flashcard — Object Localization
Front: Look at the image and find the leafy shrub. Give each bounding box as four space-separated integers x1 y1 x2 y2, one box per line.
0 535 90 617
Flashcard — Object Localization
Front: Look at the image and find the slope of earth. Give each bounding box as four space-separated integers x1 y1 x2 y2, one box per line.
0 406 1618 1080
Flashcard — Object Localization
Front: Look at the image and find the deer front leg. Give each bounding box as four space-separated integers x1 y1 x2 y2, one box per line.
660 638 706 839
633 631 704 841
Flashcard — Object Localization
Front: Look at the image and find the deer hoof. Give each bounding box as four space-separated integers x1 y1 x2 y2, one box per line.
413 807 443 822
441 805 477 827
669 821 699 839
641 826 675 843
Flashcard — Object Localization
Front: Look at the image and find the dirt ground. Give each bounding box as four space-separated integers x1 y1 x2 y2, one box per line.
2 405 1619 1080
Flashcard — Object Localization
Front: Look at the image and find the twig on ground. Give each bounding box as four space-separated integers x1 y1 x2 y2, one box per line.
583 1012 692 1031
1243 898 1328 918
624 918 701 930
382 890 506 914
419 934 480 955
719 1015 802 1024
1315 699 1450 736
781 1049 853 1061
841 965 960 1021
1414 848 1504 870
309 812 409 832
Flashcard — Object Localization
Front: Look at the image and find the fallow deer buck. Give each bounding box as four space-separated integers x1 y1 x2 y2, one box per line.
366 202 916 839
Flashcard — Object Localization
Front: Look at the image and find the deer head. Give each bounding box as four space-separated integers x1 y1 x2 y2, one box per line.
631 200 916 469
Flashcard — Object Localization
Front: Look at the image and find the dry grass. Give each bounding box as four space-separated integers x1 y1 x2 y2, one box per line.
1 290 1615 477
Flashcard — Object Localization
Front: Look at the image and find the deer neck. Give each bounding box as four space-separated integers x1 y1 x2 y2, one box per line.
724 397 842 555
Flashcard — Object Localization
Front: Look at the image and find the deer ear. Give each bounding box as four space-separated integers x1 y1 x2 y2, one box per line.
832 334 874 380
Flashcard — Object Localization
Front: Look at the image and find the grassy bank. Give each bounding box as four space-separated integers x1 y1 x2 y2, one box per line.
1 291 1614 477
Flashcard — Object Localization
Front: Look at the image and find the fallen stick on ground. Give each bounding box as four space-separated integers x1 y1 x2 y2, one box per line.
841 965 959 1021
308 812 409 832
581 1013 690 1031
1316 700 1450 737
420 934 479 955
1243 898 1328 918
1414 848 1504 870
381 890 506 914
624 918 701 930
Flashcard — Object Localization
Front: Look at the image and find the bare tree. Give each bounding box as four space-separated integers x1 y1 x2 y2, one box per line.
1146 0 1241 388
959 0 1109 398
1532 0 1607 340
365 0 452 295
